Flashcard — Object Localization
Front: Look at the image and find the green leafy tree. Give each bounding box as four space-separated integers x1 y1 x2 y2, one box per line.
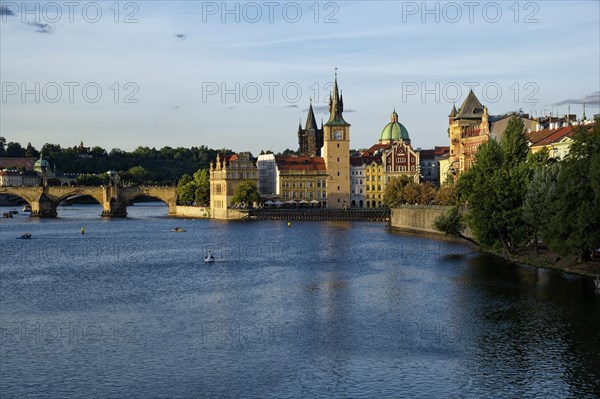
434 183 457 205
456 127 532 254
25 142 39 158
383 176 412 207
177 174 197 205
403 181 421 204
500 116 528 165
6 142 25 157
543 120 600 261
0 137 6 156
193 169 210 206
76 173 104 186
417 182 436 205
232 181 260 207
523 163 560 253
125 166 150 185
434 206 478 245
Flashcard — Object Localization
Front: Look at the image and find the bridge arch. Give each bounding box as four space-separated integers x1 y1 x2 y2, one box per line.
122 187 178 215
54 188 105 207
0 188 35 207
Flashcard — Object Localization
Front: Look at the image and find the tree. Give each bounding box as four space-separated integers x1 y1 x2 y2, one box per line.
6 142 25 157
193 169 210 206
177 174 197 206
232 181 260 207
434 206 478 245
125 165 150 185
434 183 457 206
402 181 421 204
523 163 560 253
76 173 104 186
383 176 412 207
417 182 436 205
500 116 529 165
542 120 600 261
25 142 39 158
0 137 6 156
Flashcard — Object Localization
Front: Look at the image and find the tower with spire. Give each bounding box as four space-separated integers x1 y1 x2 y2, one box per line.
447 90 491 175
322 69 351 209
298 98 324 156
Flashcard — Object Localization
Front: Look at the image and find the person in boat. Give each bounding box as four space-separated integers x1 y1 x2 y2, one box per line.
204 250 215 262
18 233 32 239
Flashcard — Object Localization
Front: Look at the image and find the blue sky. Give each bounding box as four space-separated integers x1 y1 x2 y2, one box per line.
1 0 599 154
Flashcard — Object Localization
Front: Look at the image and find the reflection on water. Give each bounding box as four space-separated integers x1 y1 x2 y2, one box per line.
1 204 599 398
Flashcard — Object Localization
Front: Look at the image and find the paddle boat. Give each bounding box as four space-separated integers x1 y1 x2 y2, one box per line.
18 233 32 239
204 250 215 263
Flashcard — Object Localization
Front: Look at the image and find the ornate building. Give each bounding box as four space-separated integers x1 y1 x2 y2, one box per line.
448 90 490 174
360 110 420 208
209 152 258 219
298 100 324 157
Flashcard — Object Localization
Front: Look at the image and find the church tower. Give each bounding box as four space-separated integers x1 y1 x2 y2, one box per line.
298 99 324 156
322 71 351 209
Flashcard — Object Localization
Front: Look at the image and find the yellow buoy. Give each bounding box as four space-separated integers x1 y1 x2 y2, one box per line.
287 221 291 228
81 227 85 235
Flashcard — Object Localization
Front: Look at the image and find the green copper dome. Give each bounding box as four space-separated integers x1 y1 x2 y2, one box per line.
34 154 50 173
379 110 410 142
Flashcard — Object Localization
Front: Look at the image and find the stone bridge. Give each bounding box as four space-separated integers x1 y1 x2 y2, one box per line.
0 185 178 217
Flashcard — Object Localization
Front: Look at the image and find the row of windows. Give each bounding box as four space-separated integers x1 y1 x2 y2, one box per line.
282 191 327 199
351 179 363 185
226 172 257 179
386 165 416 172
365 185 383 192
281 180 327 188
365 176 382 181
350 170 364 176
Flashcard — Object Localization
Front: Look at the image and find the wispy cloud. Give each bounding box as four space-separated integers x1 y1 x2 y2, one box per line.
304 105 356 114
282 105 297 108
555 91 600 106
174 33 186 40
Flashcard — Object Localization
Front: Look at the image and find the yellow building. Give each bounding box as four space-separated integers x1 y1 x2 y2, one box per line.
448 90 490 174
209 152 258 219
528 122 595 160
359 110 420 208
276 156 328 205
363 154 385 208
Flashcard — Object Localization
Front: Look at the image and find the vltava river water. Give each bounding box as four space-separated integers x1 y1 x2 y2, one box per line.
1 203 599 398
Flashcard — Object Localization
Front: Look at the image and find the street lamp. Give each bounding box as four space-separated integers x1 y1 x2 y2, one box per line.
444 160 460 185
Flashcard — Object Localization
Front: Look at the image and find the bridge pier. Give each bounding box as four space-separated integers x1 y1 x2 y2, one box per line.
101 199 128 217
30 194 58 218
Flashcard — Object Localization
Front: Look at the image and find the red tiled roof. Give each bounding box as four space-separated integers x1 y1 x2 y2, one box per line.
276 156 326 171
434 146 450 156
419 146 449 159
350 156 364 166
528 124 594 146
361 143 390 156
0 157 36 170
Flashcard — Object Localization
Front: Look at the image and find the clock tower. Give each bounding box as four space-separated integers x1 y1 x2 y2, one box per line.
322 71 351 209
